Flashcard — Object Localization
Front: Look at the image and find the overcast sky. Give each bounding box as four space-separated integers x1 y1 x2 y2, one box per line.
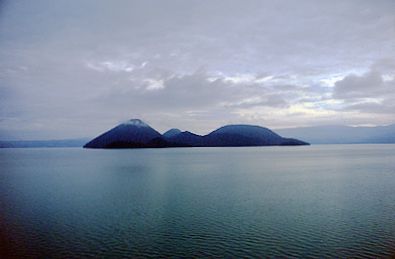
0 0 394 140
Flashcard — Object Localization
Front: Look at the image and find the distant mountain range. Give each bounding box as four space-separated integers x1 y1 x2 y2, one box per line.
276 124 395 144
0 138 90 148
83 119 308 148
2 122 394 148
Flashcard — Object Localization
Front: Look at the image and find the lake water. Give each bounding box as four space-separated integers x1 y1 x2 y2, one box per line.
1 145 395 258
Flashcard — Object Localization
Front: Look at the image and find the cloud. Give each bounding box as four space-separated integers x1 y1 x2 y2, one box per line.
333 70 385 99
90 69 295 111
0 0 394 139
331 63 395 115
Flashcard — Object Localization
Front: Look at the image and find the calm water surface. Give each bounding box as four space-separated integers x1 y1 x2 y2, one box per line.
1 145 395 258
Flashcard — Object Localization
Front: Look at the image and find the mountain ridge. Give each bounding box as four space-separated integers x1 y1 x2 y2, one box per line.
276 124 395 144
2 123 394 148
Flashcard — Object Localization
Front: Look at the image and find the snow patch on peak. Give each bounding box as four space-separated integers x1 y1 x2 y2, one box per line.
122 119 149 127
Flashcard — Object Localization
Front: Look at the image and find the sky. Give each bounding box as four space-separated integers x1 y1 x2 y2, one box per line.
0 0 394 140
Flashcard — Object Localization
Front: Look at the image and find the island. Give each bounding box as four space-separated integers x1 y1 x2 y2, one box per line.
84 119 309 149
